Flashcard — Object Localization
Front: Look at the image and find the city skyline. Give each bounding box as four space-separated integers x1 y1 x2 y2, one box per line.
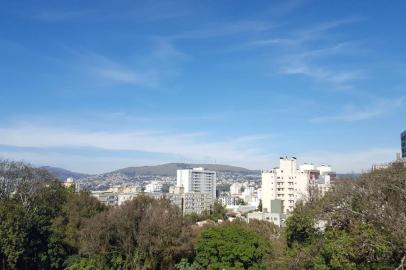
0 0 405 173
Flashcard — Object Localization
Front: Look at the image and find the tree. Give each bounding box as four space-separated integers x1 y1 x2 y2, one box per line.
193 223 271 269
321 164 406 267
0 161 71 269
0 160 56 205
257 199 262 212
285 202 319 247
51 191 106 251
235 198 247 205
0 201 29 269
76 195 195 270
175 259 200 270
209 201 227 221
312 223 394 270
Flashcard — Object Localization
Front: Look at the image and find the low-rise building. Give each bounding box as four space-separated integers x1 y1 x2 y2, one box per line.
62 177 80 192
167 185 213 214
247 212 284 227
144 181 163 193
167 192 213 215
219 196 237 206
91 191 118 206
91 186 213 215
225 204 256 214
247 198 285 226
117 193 138 206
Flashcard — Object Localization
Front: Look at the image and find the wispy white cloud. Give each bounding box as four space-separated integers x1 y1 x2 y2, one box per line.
68 39 188 88
295 17 364 42
96 68 158 87
249 18 363 48
310 97 404 122
33 9 98 22
301 148 398 173
0 127 397 174
281 62 365 84
0 123 274 171
170 20 276 40
66 49 156 88
246 18 367 87
272 0 307 15
0 150 165 174
277 41 367 86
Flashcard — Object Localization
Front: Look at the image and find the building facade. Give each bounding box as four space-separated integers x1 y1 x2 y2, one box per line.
91 191 118 206
176 167 216 198
144 181 163 193
229 182 243 196
91 187 213 214
262 157 335 214
219 195 238 206
62 177 80 192
402 130 406 158
247 212 285 227
167 192 213 215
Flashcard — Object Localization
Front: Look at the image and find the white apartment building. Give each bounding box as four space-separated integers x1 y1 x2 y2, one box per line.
229 182 243 196
247 212 284 227
262 157 335 214
144 181 163 193
177 167 216 198
219 195 238 206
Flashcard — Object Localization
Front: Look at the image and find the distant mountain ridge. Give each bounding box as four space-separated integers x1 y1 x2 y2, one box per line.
41 166 90 181
112 163 259 177
43 163 259 180
43 163 358 181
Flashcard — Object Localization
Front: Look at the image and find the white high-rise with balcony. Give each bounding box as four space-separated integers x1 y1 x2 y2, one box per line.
177 167 216 198
262 157 335 214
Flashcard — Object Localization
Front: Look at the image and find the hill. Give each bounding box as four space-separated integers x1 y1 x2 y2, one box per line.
112 163 259 177
41 166 89 181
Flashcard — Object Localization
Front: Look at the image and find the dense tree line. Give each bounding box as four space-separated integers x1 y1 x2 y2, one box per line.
0 160 405 269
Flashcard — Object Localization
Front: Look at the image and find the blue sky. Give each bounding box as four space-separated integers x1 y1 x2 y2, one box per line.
0 0 405 173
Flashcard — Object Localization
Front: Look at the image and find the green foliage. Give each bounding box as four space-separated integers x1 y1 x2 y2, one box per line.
209 201 227 221
51 191 106 250
0 181 69 269
312 223 394 270
285 202 318 247
175 259 200 270
235 198 247 205
65 256 111 270
0 161 107 269
193 223 271 270
184 201 227 224
0 201 28 269
77 196 193 270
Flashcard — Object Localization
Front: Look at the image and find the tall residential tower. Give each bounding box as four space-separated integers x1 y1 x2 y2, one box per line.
262 157 335 214
176 167 216 198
